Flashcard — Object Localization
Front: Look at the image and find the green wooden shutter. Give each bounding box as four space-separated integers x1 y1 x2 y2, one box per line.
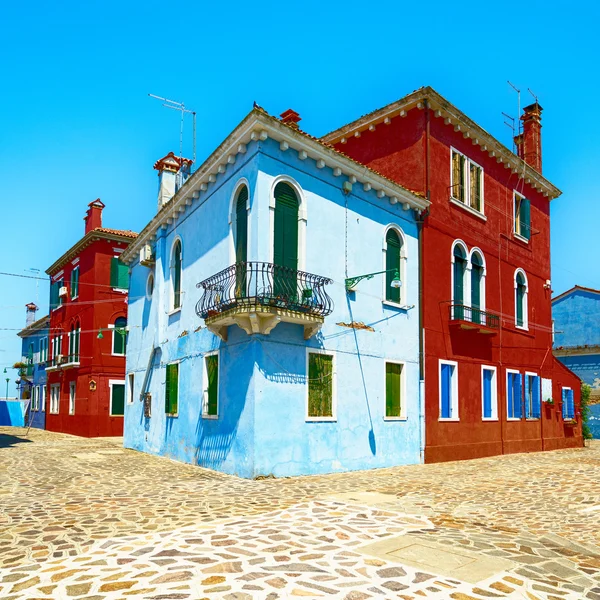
206 355 218 416
71 268 79 298
173 242 182 309
236 187 248 264
273 183 299 298
117 263 129 290
385 229 401 303
110 257 119 288
50 282 59 311
111 384 125 416
165 363 178 414
385 362 402 417
308 353 333 418
453 247 466 319
516 281 524 326
520 198 531 239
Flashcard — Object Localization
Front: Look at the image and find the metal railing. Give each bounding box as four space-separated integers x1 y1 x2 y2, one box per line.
47 355 80 368
196 262 334 320
449 304 500 329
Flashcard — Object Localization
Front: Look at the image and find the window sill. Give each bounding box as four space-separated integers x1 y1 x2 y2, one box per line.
515 325 530 333
166 413 178 418
112 288 128 294
202 414 219 420
306 417 337 423
449 197 487 221
383 416 408 421
513 233 530 244
482 417 499 422
167 308 182 317
526 418 540 421
438 417 460 422
111 353 126 358
110 414 125 418
507 417 522 421
382 301 412 311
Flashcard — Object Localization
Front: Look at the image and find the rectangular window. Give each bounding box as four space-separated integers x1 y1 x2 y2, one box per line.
112 326 127 355
69 381 76 415
203 354 219 418
50 384 60 414
165 363 179 416
562 387 575 420
524 373 541 419
31 386 37 411
307 351 335 420
385 361 404 418
110 257 129 290
439 360 458 420
40 337 48 363
110 381 125 416
71 267 80 299
451 149 484 214
506 370 523 419
514 192 531 240
127 373 134 404
41 385 46 412
451 150 465 203
482 366 497 420
50 279 65 310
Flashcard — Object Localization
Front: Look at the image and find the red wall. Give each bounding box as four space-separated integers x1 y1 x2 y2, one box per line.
336 105 582 461
45 237 131 437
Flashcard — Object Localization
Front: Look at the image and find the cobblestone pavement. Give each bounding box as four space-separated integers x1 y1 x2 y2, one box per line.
0 428 599 600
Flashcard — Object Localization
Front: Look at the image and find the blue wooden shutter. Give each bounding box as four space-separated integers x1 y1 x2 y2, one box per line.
514 374 523 419
483 369 493 418
507 373 514 418
524 375 531 418
562 388 568 418
568 389 575 419
532 376 541 418
441 364 451 418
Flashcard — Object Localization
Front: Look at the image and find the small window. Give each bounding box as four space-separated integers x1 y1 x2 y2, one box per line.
524 373 541 419
562 387 575 420
385 361 404 418
307 352 334 420
515 270 528 329
68 323 80 363
385 228 403 304
41 385 46 412
165 363 179 415
514 192 531 240
451 149 484 213
110 381 125 416
71 267 80 299
128 373 135 404
146 273 154 300
171 240 182 310
31 386 38 411
507 370 523 419
482 366 497 420
451 150 465 203
110 257 129 290
452 242 467 319
69 381 76 415
50 384 60 414
203 354 219 418
40 337 48 363
439 360 458 420
50 279 64 310
112 317 127 355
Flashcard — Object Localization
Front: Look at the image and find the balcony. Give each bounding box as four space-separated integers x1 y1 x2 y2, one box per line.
448 304 500 335
46 355 81 372
196 261 334 341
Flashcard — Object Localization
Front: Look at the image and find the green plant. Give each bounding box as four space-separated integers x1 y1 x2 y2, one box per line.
581 383 593 440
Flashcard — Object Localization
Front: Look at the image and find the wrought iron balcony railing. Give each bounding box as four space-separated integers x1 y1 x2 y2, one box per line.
196 261 334 320
449 304 500 330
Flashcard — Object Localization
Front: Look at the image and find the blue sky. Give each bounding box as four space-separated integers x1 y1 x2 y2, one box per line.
0 0 598 375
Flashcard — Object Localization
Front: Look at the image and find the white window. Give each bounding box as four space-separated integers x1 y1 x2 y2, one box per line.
481 366 497 420
50 384 60 414
384 360 406 419
439 359 458 421
514 268 528 330
514 192 531 241
110 317 127 356
41 385 46 412
69 381 76 415
450 148 484 215
146 273 154 300
127 373 135 404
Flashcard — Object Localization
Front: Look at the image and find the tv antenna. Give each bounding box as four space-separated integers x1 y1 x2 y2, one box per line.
528 88 539 104
148 94 197 165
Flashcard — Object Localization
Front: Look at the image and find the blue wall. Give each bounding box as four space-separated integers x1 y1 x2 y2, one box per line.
589 405 600 439
0 401 26 427
18 322 49 429
553 289 600 348
124 136 423 478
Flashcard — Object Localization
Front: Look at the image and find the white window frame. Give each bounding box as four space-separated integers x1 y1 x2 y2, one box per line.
202 351 219 419
383 359 407 420
69 381 76 415
481 365 498 421
438 359 459 421
469 248 486 316
450 239 469 317
562 386 574 420
127 373 135 404
514 268 529 331
31 386 38 411
39 337 48 363
506 368 522 421
146 272 154 300
228 178 252 265
382 224 408 308
450 147 486 218
109 379 126 417
305 348 337 422
71 266 80 299
169 237 183 314
524 371 539 420
109 319 127 356
41 384 46 412
50 384 60 414
513 191 530 243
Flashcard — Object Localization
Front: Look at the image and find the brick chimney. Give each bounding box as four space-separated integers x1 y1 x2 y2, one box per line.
514 102 543 173
154 152 193 211
84 199 105 234
25 303 38 327
280 109 301 130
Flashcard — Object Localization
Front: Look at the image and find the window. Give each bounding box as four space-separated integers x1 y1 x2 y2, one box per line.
171 240 182 310
31 386 38 411
110 380 125 416
470 251 485 324
50 279 65 310
524 373 541 419
71 267 80 299
515 269 528 329
514 192 531 241
50 384 60 414
39 337 48 363
439 360 458 420
507 370 523 419
273 182 299 297
452 242 468 319
562 387 575 420
128 373 134 404
51 335 62 364
451 149 484 213
482 366 497 420
203 353 219 418
41 385 46 412
112 317 127 355
385 361 404 418
26 343 34 376
235 186 249 297
110 257 129 290
146 273 154 300
307 351 335 420
384 228 403 304
69 381 76 415
165 363 179 415
68 323 80 363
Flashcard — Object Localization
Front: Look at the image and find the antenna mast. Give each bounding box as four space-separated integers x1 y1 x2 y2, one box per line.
148 94 197 166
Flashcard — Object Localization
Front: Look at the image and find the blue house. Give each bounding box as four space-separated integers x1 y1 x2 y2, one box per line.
16 303 50 429
553 286 600 436
121 107 429 478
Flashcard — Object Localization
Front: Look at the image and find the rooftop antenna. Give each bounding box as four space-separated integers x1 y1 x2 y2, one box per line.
148 94 197 166
507 81 521 135
528 88 539 104
502 112 516 150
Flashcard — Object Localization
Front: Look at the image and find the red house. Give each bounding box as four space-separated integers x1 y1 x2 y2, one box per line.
45 200 137 437
323 87 583 461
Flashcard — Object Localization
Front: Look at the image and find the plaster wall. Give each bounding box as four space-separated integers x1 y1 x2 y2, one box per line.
553 290 600 348
19 325 49 429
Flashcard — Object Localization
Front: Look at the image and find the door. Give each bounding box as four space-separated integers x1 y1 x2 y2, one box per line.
273 182 299 300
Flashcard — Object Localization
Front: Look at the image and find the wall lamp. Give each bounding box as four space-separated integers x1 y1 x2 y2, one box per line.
345 269 401 293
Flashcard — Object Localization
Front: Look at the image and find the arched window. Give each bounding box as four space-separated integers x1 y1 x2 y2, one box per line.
113 317 127 355
171 239 182 310
235 186 249 298
470 251 485 324
273 182 299 296
452 242 468 319
385 228 403 304
515 269 528 328
68 323 80 363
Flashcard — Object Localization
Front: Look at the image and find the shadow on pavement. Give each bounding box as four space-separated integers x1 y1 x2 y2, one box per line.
0 433 33 449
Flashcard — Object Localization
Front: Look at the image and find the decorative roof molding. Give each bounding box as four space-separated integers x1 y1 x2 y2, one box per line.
321 86 561 200
121 110 429 264
552 285 600 304
17 315 50 337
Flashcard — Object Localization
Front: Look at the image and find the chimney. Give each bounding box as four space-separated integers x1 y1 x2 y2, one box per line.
25 303 38 327
514 102 543 173
154 152 193 211
280 109 301 130
84 199 105 234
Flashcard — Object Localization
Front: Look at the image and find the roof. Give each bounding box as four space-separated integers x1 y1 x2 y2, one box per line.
17 315 50 338
46 227 138 276
321 86 561 200
122 107 429 264
552 285 600 303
